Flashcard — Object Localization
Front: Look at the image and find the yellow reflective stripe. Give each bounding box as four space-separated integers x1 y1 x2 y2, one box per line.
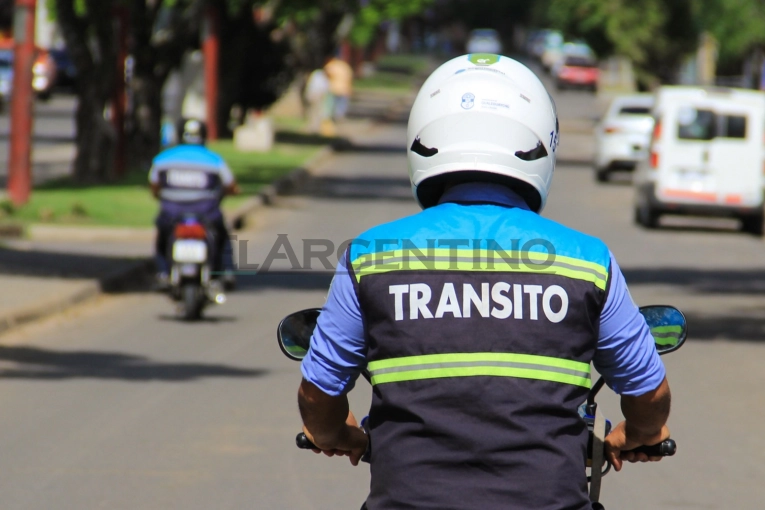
650 325 683 346
370 366 591 388
368 352 591 389
351 249 608 290
650 325 683 333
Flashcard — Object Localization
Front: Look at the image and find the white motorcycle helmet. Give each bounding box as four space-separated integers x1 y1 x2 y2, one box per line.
408 54 559 212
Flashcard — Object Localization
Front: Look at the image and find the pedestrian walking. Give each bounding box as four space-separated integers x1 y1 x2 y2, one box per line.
324 54 354 121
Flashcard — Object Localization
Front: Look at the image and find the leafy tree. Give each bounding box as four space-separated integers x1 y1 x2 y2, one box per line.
51 0 433 182
699 0 765 73
544 0 699 84
348 0 434 48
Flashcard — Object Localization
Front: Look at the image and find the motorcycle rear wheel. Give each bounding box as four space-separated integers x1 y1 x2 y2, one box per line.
182 283 204 321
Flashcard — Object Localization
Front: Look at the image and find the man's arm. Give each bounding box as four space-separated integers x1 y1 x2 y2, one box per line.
217 162 239 197
224 182 240 196
595 253 672 471
298 379 367 465
297 257 368 465
605 377 671 471
148 164 161 199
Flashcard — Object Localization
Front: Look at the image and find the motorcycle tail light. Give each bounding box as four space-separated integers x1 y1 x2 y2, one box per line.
175 223 207 239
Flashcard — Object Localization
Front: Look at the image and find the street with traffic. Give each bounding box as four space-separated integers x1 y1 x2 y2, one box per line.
0 67 762 508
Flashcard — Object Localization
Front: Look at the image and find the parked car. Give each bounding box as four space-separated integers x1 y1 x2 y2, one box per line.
0 42 58 101
554 55 599 91
634 86 765 235
466 29 502 55
594 94 655 182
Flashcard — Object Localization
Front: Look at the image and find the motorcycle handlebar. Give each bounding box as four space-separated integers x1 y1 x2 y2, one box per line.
296 432 317 450
626 439 676 457
297 434 677 460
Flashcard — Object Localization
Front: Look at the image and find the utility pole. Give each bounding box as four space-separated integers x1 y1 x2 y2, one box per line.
203 4 219 141
8 0 36 206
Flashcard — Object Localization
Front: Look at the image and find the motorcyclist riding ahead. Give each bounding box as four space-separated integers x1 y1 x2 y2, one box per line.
149 119 238 290
296 55 673 510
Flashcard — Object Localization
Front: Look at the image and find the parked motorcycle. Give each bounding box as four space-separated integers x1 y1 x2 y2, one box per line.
167 214 226 320
276 305 687 509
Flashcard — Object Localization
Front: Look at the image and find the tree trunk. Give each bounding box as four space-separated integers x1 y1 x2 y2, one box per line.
73 82 115 182
128 73 163 172
55 0 117 183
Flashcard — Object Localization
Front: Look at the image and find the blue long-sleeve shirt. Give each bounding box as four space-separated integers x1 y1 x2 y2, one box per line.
301 183 665 397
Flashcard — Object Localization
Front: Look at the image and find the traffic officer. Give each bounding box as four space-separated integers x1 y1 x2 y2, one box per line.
296 55 672 509
149 119 238 290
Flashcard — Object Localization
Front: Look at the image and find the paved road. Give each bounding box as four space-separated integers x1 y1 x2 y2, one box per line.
1 85 764 509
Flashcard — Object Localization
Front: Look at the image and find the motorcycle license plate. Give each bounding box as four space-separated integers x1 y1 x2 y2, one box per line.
172 240 207 263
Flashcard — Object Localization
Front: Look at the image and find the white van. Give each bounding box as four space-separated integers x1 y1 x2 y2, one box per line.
633 86 765 235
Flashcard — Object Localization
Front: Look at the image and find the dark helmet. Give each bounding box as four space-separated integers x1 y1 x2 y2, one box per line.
177 118 208 145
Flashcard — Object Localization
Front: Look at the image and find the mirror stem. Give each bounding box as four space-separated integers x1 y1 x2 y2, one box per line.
587 376 606 408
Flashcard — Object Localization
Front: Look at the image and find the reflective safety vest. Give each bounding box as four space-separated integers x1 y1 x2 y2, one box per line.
348 202 611 510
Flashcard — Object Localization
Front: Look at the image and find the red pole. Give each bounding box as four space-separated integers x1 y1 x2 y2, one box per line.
203 4 219 141
112 6 128 177
8 0 36 206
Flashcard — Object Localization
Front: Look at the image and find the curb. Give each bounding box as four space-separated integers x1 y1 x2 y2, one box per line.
0 258 153 336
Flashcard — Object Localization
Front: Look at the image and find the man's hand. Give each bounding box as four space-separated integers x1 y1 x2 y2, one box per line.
605 421 671 471
303 411 369 466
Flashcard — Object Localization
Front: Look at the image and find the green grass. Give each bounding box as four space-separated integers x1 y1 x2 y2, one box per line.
3 139 323 228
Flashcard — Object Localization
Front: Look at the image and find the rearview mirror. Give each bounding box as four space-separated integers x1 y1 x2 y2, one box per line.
277 308 321 361
639 305 687 355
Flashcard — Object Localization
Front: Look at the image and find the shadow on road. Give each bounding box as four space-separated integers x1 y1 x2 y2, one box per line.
157 314 239 324
275 131 405 154
556 158 593 168
682 313 765 342
333 141 406 154
623 267 765 295
290 175 412 201
0 246 150 291
236 271 334 292
0 345 267 381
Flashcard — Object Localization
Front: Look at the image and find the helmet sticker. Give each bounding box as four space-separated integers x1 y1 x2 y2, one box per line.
469 53 500 66
461 93 475 109
411 137 439 158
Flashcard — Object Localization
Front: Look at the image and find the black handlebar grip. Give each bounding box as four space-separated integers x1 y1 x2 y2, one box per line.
628 439 676 457
296 432 318 450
